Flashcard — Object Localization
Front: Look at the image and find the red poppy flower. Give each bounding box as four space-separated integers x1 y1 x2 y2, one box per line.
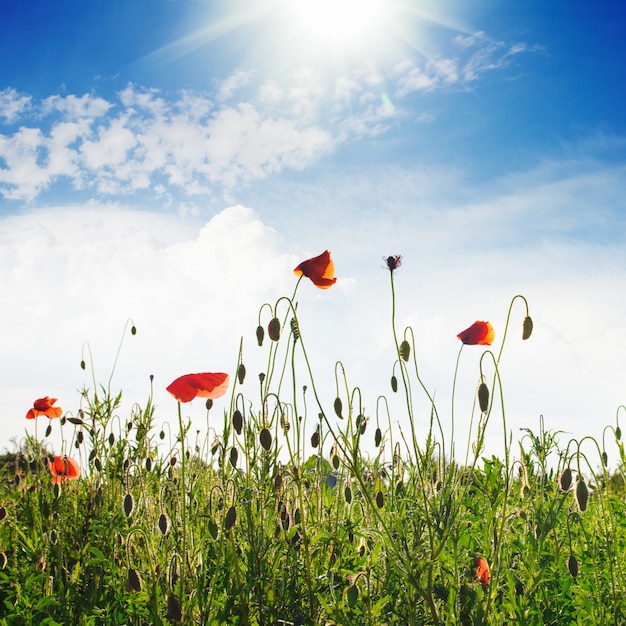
474 556 490 588
26 397 63 420
293 250 337 289
49 455 81 485
457 321 495 346
166 372 230 403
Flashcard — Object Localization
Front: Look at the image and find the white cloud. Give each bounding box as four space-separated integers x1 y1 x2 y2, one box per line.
0 88 32 123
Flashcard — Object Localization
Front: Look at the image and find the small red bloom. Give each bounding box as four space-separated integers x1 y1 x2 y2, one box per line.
49 455 81 485
26 397 63 420
474 556 490 588
166 372 230 403
457 321 495 346
293 250 337 289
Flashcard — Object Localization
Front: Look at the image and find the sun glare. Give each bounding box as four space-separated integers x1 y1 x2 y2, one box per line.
290 0 384 45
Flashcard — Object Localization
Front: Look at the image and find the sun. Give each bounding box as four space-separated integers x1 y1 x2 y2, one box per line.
288 0 385 46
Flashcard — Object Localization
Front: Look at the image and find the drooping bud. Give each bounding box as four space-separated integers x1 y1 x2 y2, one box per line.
260 428 272 451
167 593 182 622
126 568 142 592
575 479 589 512
522 316 533 340
123 493 134 518
375 490 384 509
478 382 489 413
616 426 622 441
229 447 238 468
232 409 243 435
158 513 171 535
237 363 246 385
224 505 237 531
256 325 265 346
333 397 343 419
311 427 320 448
567 554 579 578
268 317 281 342
558 467 573 492
391 375 398 393
375 427 382 448
399 340 410 362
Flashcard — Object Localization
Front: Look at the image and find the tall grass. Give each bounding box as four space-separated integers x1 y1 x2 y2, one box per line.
1 253 625 625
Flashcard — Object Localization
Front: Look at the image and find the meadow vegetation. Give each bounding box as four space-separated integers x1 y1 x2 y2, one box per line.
1 251 625 625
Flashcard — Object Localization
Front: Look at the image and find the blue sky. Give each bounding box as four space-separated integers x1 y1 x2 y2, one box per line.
1 0 625 463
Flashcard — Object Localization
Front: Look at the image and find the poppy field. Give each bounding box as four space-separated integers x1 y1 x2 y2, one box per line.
1 251 626 625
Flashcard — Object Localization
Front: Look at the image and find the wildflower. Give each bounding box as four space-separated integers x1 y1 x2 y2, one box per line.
474 556 490 588
49 455 81 485
26 397 63 420
166 372 230 403
385 255 403 273
293 250 336 289
457 321 495 346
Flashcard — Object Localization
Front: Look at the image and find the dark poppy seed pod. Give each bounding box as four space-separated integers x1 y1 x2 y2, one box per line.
602 451 608 466
108 432 115 446
229 447 238 467
0 507 6 523
256 325 265 346
334 397 343 418
290 317 300 340
375 427 382 447
68 416 84 426
399 340 410 362
391 375 398 393
293 507 301 525
158 513 171 535
170 456 177 467
522 316 533 340
356 414 367 434
558 467 573 492
94 457 102 472
237 363 246 385
575 479 589 512
617 426 622 441
159 429 165 440
567 554 579 578
332 454 340 470
80 359 86 370
233 409 243 435
205 398 213 411
311 428 320 448
145 457 152 471
123 493 134 518
131 325 137 336
376 490 384 508
45 423 52 437
260 428 272 451
167 593 182 622
77 430 84 444
478 382 490 413
268 317 281 342
224 505 237 531
126 568 142 592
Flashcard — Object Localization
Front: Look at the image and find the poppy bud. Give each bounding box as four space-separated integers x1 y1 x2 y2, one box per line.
229 447 238 468
260 428 272 451
311 428 320 448
94 457 102 472
123 493 134 518
344 485 352 503
522 316 533 340
602 451 608 466
126 568 142 592
158 513 171 535
376 490 384 508
332 454 340 470
356 414 367 434
80 360 86 370
567 554 579 578
375 427 382 448
617 426 622 441
334 397 343 419
45 423 52 437
232 409 243 435
237 363 246 384
256 325 265 346
477 382 489 413
347 584 359 608
399 340 410 362
0 507 6 523
167 593 182 622
205 399 213 411
290 317 300 340
224 505 237 531
268 317 281 342
391 375 398 393
575 479 589 512
558 467 573 492
131 325 137 336
145 457 152 471
108 432 115 446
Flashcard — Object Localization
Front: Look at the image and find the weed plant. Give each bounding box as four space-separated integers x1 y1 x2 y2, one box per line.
1 252 625 625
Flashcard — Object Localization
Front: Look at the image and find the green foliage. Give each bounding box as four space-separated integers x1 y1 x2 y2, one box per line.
2 271 626 625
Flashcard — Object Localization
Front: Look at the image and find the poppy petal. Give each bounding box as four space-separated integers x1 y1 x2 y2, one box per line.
166 372 230 403
457 321 495 346
293 250 337 289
